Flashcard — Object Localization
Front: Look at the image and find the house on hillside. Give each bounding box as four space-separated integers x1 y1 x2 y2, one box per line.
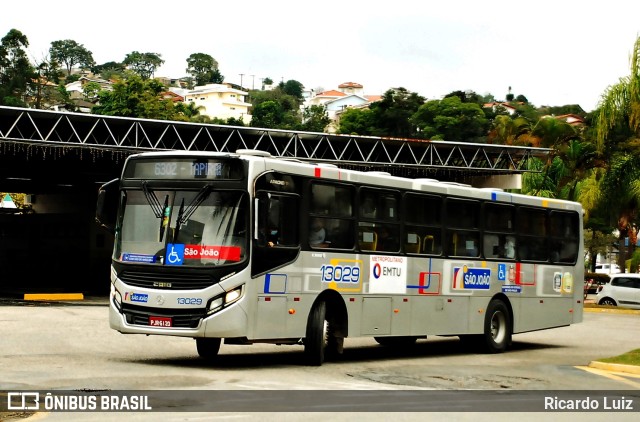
183 83 252 123
65 76 112 100
483 102 517 115
303 82 381 133
554 114 585 126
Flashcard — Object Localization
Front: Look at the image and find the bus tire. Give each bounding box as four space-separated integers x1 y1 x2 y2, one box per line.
196 338 221 360
304 301 328 366
374 336 420 346
481 299 511 353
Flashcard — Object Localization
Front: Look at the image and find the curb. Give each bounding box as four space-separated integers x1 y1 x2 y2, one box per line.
583 306 640 315
588 361 640 375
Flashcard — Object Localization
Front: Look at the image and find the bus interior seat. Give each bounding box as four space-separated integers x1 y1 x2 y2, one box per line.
404 233 421 253
423 235 434 253
359 229 377 251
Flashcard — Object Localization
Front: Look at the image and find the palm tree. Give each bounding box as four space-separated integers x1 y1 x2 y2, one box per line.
592 35 640 271
594 36 640 151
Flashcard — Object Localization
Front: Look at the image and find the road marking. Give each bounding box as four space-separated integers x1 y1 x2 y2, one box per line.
575 366 640 388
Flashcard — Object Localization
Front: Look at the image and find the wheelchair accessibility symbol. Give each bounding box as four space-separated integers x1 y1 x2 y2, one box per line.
165 243 184 266
498 264 506 281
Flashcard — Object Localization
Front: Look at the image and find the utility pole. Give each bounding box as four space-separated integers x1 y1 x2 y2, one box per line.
239 74 244 89
251 75 255 90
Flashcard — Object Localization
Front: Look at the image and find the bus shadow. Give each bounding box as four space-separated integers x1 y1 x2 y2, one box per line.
135 336 562 370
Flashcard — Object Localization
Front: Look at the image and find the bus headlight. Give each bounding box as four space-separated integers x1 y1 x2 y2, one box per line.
207 285 244 315
111 285 122 311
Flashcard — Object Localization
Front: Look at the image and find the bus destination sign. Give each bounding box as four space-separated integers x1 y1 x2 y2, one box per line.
125 158 242 180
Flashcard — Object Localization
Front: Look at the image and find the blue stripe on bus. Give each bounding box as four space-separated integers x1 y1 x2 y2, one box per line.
491 191 512 202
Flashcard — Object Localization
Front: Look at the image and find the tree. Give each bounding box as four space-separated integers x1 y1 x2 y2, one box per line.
186 53 220 86
487 115 531 145
368 87 425 137
336 107 377 135
591 36 640 271
92 74 177 119
250 100 283 129
301 104 331 132
123 51 164 80
209 68 224 84
411 96 489 142
594 36 640 152
249 87 302 129
91 61 126 80
279 79 304 101
0 28 35 107
49 39 95 76
31 56 64 109
443 90 483 104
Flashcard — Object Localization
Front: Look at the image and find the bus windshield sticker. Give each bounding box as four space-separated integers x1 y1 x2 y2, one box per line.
121 253 158 263
184 245 242 261
165 244 185 265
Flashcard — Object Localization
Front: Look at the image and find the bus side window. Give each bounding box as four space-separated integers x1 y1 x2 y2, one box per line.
359 228 377 251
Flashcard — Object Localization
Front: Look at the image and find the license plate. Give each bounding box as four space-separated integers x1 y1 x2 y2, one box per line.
149 316 172 327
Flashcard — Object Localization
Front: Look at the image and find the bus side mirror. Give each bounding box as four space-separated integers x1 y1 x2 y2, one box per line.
96 178 119 235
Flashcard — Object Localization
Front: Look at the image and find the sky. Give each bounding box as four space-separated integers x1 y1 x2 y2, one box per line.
3 0 640 112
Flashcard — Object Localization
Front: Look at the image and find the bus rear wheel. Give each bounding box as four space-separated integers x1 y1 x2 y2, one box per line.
196 338 221 360
482 299 511 353
459 300 511 353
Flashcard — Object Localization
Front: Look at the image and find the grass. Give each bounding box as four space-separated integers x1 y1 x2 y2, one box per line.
597 349 640 366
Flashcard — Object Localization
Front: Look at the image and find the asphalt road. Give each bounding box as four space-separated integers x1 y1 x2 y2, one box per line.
1 298 639 421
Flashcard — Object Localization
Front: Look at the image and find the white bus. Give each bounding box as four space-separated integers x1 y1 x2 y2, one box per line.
96 149 584 366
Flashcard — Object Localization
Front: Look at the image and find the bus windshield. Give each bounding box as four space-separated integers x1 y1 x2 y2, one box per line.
115 188 247 267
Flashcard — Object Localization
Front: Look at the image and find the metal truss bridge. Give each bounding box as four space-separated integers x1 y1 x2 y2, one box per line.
0 106 550 184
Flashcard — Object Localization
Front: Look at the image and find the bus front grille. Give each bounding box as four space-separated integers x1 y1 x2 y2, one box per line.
122 303 206 329
119 270 214 290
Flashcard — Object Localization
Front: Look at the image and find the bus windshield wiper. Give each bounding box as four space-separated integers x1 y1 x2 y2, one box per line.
172 186 211 243
142 181 163 218
175 185 213 227
159 195 170 242
172 198 186 243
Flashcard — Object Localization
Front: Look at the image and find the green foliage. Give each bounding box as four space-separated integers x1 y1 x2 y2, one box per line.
593 36 640 151
249 88 302 129
336 107 376 135
411 96 489 142
186 53 220 86
280 80 304 101
92 74 177 119
443 90 483 104
0 29 35 107
301 104 330 132
368 87 425 137
250 100 284 129
123 51 164 80
49 39 95 75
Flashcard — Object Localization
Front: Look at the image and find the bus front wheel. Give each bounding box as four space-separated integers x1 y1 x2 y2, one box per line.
304 301 330 366
196 338 221 360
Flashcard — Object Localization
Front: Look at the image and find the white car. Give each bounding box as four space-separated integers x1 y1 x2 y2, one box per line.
595 273 640 309
594 263 621 274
